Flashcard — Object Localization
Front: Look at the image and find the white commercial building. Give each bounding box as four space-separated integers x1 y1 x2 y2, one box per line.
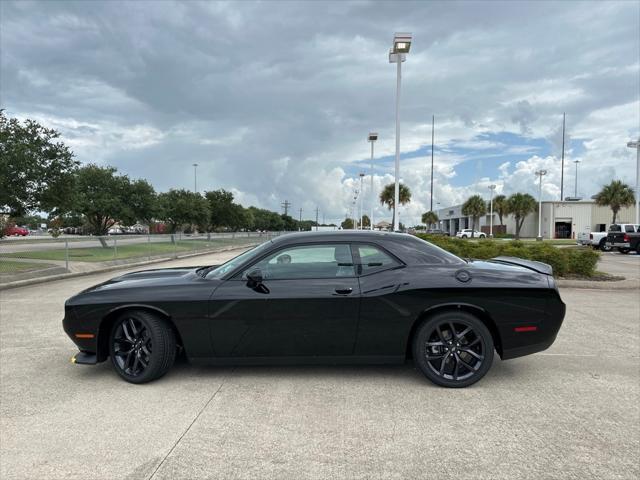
436 200 637 239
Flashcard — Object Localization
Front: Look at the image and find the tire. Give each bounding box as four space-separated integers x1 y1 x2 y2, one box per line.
479 234 486 239
619 248 630 254
461 235 467 239
412 311 494 388
109 310 176 384
599 239 611 251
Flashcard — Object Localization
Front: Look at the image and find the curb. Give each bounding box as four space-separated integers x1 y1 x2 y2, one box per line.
0 245 253 292
557 278 639 290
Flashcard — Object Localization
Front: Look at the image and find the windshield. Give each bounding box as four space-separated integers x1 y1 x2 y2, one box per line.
204 240 273 279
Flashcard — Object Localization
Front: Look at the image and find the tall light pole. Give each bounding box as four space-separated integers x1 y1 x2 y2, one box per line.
389 32 412 232
359 173 365 230
430 115 435 212
368 133 378 230
192 163 199 192
488 184 496 237
627 139 639 225
535 170 547 241
573 159 580 198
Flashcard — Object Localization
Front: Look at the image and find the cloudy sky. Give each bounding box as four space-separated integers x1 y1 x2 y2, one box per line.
1 0 639 225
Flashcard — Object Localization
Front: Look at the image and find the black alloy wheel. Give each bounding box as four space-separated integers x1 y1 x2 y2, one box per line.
599 239 611 251
109 310 176 384
413 311 494 388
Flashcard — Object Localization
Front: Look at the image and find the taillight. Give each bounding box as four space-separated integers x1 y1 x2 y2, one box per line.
623 234 630 242
589 233 593 240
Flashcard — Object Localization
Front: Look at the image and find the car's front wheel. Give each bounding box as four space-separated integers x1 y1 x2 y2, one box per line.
412 311 494 388
109 310 176 384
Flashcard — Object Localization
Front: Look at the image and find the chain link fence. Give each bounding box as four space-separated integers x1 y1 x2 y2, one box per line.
0 231 279 285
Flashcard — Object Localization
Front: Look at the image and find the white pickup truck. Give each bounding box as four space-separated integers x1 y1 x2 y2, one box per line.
577 224 640 251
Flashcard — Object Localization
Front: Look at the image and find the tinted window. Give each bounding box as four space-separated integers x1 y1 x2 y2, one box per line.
624 225 635 233
354 244 400 275
609 225 621 232
243 244 355 280
205 240 273 279
390 235 465 265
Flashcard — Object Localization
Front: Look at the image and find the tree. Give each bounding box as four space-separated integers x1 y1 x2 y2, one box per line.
492 195 509 226
71 165 138 236
379 183 412 228
595 180 635 224
341 218 354 229
421 211 439 228
205 189 235 231
123 179 158 227
0 110 79 216
506 193 537 240
461 195 487 238
360 215 371 228
157 189 209 233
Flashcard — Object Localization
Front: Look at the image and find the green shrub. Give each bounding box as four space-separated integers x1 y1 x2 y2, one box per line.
418 234 599 277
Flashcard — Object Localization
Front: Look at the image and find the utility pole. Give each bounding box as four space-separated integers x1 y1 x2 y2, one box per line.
359 173 365 230
560 112 565 201
281 200 291 216
192 163 198 192
573 159 580 198
430 115 434 212
315 207 319 231
299 207 303 231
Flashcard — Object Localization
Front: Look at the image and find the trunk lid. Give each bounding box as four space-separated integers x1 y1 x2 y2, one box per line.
488 256 553 275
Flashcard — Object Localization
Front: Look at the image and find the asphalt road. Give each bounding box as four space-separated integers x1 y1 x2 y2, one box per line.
1 251 638 480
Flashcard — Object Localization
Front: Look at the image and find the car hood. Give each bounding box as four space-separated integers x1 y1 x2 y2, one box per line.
78 266 217 294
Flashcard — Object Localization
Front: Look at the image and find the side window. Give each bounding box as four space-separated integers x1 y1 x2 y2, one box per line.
624 225 635 233
354 244 400 275
242 244 355 280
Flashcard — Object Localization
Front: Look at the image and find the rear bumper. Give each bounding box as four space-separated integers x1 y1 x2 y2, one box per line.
500 297 566 360
71 351 98 365
607 242 630 249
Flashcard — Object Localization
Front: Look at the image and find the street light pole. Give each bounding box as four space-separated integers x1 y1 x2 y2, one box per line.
488 184 496 237
389 33 412 232
535 170 547 241
359 173 365 230
368 133 378 230
192 163 198 192
627 139 640 225
573 159 580 198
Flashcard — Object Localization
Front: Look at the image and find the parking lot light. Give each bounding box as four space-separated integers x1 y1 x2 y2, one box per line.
488 185 496 237
535 170 547 241
368 133 378 230
389 32 412 231
627 139 639 225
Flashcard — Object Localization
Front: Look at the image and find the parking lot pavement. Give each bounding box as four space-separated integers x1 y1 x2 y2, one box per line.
1 252 639 480
597 250 640 280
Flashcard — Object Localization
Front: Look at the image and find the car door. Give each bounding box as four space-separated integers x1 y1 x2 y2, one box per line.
213 242 361 358
350 243 409 357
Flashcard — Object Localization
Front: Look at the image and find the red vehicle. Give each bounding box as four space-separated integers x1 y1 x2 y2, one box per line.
5 226 29 236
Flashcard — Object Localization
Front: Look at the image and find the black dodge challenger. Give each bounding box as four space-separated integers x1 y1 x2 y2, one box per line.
63 231 565 387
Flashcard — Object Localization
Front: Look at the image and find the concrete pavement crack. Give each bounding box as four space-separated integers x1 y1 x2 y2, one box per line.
147 367 236 480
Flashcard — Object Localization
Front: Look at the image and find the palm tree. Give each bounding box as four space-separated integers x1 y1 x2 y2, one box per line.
506 193 537 240
379 183 411 228
461 195 487 238
422 211 439 229
595 180 635 224
492 194 509 226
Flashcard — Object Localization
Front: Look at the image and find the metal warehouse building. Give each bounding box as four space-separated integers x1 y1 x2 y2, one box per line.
436 200 637 239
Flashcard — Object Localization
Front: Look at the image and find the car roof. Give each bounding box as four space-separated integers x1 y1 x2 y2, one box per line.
269 230 413 245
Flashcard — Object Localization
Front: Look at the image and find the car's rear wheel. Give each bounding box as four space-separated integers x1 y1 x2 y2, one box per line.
619 248 630 254
412 311 494 388
109 310 176 384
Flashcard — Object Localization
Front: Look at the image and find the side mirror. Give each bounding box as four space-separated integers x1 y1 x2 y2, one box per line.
246 268 263 288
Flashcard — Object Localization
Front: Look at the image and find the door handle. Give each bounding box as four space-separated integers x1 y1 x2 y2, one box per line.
334 287 353 295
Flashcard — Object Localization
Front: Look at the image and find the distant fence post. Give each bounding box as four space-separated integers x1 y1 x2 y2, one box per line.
147 234 151 261
65 239 69 271
113 237 117 260
173 234 177 258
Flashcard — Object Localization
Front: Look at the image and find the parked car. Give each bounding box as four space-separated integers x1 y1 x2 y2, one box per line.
577 230 610 251
605 224 640 254
425 228 449 236
456 229 485 239
64 231 565 388
5 225 29 236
